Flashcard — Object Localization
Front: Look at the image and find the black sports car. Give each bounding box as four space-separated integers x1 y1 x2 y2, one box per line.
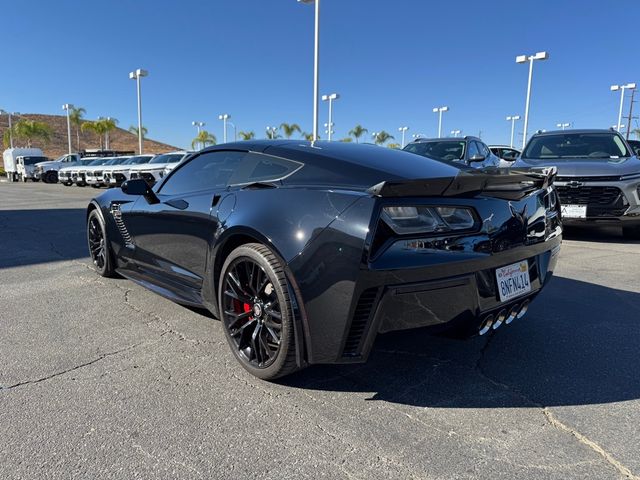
87 141 562 379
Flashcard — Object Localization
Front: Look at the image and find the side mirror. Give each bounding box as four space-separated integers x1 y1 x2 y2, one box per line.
469 154 486 163
121 179 159 204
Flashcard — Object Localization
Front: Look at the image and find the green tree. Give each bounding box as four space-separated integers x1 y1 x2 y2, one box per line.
192 130 217 150
340 137 353 143
101 118 118 149
69 106 86 151
82 121 108 149
128 125 148 139
349 124 368 143
238 130 255 141
280 123 301 139
301 132 314 141
266 128 281 139
387 143 401 149
8 119 52 148
372 131 394 145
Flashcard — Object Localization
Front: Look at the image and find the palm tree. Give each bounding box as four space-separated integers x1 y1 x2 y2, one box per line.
349 125 368 143
192 130 217 150
101 118 118 149
128 125 148 139
9 119 52 148
301 132 314 141
340 137 353 143
280 123 301 139
238 130 255 141
387 143 401 149
82 121 108 149
69 106 86 151
372 131 394 146
266 128 282 139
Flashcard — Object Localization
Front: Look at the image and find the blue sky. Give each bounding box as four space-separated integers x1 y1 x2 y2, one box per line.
3 0 640 149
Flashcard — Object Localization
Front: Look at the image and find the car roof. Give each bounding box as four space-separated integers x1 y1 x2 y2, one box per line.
200 140 462 187
410 136 479 143
531 129 620 137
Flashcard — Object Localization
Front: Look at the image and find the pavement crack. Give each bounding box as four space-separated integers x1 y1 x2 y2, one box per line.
475 336 639 480
1 343 144 390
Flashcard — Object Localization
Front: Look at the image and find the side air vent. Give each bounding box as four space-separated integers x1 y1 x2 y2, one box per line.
343 288 378 357
110 203 134 248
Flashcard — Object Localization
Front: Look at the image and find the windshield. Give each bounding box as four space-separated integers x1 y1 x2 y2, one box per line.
149 153 184 164
88 158 108 166
21 156 47 165
404 141 466 162
522 133 631 159
123 155 153 165
80 159 95 165
105 157 129 166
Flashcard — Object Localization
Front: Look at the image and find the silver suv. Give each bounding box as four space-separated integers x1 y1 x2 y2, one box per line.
403 136 501 169
514 129 640 238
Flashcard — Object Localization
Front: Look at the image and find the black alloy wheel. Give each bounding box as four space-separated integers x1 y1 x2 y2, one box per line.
219 243 299 380
87 209 115 277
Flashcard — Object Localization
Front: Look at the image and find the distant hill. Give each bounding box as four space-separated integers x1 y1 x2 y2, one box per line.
1 113 179 164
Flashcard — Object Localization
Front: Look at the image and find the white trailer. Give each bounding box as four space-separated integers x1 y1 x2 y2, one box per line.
3 148 44 182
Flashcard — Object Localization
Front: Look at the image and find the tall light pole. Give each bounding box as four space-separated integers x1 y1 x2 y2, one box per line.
610 83 636 132
192 121 205 134
412 133 426 139
506 115 521 148
218 114 230 143
298 0 320 141
129 68 148 154
516 51 549 150
450 129 461 137
227 121 237 142
612 124 625 131
321 93 339 141
1 110 18 149
556 122 570 131
398 126 409 147
432 106 449 138
62 104 73 154
371 132 378 144
266 126 278 139
324 123 334 139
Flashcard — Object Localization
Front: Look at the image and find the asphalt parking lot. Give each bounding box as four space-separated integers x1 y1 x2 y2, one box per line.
1 182 639 480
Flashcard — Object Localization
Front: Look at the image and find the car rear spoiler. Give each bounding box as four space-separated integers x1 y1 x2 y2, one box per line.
367 167 557 200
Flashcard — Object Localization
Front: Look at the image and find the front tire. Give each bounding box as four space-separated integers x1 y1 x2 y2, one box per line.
43 171 58 183
87 209 115 277
218 243 299 380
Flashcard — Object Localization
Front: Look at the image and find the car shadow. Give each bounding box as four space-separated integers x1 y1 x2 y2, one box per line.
0 208 89 269
563 224 640 244
281 276 640 409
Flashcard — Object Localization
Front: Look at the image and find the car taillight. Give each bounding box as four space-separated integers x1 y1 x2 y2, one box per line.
381 206 477 235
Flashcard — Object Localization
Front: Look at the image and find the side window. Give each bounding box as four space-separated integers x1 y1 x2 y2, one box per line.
467 141 480 158
479 142 491 157
228 152 303 185
159 151 245 196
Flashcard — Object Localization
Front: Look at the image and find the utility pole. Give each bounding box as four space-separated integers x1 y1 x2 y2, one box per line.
626 88 636 140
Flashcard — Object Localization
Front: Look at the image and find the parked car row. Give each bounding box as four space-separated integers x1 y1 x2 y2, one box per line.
58 151 191 188
402 128 640 239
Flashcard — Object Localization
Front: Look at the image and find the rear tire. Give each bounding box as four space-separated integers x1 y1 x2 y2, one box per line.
218 243 300 380
87 209 116 277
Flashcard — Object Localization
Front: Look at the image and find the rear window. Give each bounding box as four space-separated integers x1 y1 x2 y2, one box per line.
229 152 303 185
404 141 466 162
523 133 630 159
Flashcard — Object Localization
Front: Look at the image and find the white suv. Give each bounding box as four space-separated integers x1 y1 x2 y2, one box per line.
129 151 192 185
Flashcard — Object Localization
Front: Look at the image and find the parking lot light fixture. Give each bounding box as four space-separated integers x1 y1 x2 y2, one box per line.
556 122 571 131
192 121 205 134
321 93 339 141
218 114 230 143
506 115 521 148
450 129 461 137
129 68 148 154
298 0 320 141
62 104 73 154
266 126 278 139
398 126 409 147
516 51 549 150
412 133 426 140
432 106 449 138
611 83 636 132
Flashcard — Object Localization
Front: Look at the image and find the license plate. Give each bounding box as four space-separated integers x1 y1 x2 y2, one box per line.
561 204 587 218
496 260 531 303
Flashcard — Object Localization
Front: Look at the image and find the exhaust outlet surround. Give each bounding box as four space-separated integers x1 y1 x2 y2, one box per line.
492 309 507 330
505 304 520 324
478 314 494 336
517 300 530 319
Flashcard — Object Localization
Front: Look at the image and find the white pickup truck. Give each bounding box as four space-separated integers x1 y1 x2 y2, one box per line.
34 153 82 183
16 155 50 181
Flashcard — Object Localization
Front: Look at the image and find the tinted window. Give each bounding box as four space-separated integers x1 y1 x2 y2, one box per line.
467 141 480 158
160 151 245 196
522 133 630 159
149 153 185 164
229 152 303 185
403 141 465 162
478 142 491 157
124 155 153 165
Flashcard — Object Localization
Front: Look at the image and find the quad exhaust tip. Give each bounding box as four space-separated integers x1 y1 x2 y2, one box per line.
479 300 531 335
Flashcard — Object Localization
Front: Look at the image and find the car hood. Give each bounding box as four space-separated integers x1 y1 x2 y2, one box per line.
35 160 58 168
514 156 640 177
128 163 171 171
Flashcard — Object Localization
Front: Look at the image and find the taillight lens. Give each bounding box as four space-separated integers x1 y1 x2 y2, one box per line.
381 206 477 235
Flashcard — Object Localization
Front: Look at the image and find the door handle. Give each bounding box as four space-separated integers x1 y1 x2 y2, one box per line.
164 198 189 210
